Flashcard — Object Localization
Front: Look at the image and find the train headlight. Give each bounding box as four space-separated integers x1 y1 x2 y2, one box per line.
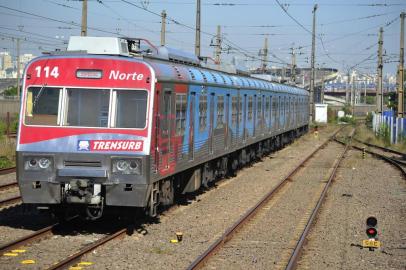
38 158 51 169
116 160 129 171
24 156 53 171
112 158 142 175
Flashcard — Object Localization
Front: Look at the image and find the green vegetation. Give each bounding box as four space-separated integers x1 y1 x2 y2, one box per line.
355 123 406 153
3 86 18 96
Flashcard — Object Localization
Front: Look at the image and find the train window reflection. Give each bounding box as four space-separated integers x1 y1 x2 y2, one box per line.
65 88 110 127
115 90 147 129
25 87 61 126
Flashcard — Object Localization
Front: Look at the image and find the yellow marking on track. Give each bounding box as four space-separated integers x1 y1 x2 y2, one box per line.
21 260 35 264
11 249 26 253
3 253 18 257
69 267 83 270
78 262 94 266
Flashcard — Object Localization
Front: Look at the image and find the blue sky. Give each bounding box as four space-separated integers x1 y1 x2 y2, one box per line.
0 0 405 75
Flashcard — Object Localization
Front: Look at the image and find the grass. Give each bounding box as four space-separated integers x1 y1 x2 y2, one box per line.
355 123 406 153
0 135 16 168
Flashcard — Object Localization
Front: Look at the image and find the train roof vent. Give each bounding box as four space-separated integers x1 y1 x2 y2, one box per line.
67 36 129 56
156 46 200 66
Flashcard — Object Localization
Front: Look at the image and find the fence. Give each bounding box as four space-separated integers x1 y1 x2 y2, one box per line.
372 111 406 144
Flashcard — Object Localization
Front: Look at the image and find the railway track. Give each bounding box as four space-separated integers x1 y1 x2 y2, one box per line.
0 223 57 255
0 214 128 270
0 167 16 175
0 181 18 192
187 127 353 270
342 138 406 178
46 228 127 270
0 195 21 208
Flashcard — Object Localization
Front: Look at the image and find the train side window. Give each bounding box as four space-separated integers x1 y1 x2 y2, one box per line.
25 87 62 126
217 95 224 128
114 90 147 129
199 94 207 131
257 95 262 125
231 96 238 127
175 94 187 135
248 96 253 121
238 95 242 123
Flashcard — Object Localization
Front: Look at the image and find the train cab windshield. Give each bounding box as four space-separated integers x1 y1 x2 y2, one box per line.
25 86 148 129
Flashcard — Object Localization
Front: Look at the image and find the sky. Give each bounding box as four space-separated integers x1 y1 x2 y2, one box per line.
0 0 405 76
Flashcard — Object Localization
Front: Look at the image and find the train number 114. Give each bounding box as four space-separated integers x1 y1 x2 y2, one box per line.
35 66 60 78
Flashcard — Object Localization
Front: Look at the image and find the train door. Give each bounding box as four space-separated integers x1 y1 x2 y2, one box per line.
243 94 247 142
225 93 230 150
288 97 291 128
159 87 172 170
209 92 215 154
253 95 257 137
188 92 195 161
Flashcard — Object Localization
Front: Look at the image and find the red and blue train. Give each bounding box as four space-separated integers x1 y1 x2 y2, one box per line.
16 37 309 219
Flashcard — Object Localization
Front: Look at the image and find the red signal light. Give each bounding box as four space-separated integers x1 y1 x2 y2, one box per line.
366 228 377 238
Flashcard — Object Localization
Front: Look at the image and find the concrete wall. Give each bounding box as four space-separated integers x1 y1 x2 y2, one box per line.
0 99 20 118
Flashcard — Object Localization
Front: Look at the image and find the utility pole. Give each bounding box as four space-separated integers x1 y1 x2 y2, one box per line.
214 25 222 64
346 70 350 104
309 4 317 123
195 0 201 57
16 38 20 99
377 27 384 113
81 0 87 36
160 10 167 46
290 47 296 84
260 37 268 72
397 12 405 117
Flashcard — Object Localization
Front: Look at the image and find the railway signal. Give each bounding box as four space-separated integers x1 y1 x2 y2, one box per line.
362 216 381 251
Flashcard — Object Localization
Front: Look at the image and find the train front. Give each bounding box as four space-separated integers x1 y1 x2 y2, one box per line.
16 49 155 219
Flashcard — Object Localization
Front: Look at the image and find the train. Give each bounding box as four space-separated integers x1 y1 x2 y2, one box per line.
16 36 309 220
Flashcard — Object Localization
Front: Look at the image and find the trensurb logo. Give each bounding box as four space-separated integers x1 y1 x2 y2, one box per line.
76 140 144 152
78 140 90 151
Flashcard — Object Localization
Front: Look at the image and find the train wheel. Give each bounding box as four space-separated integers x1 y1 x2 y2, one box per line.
160 179 174 206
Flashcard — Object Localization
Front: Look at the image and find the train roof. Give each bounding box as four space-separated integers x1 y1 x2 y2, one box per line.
42 36 309 96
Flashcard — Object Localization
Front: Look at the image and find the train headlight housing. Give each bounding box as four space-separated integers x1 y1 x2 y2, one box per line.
112 158 142 175
24 157 53 171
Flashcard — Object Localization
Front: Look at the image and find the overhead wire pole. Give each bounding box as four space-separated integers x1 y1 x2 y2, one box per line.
309 4 317 123
81 0 87 36
195 0 201 58
16 38 20 99
397 12 405 117
290 47 296 84
261 37 268 72
377 27 384 113
214 25 222 64
160 10 167 46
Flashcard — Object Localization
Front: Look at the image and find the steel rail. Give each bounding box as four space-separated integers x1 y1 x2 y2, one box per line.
46 228 127 270
334 138 406 178
353 137 404 157
186 127 345 270
352 144 406 178
285 129 354 270
0 167 16 175
0 223 57 254
0 195 21 208
0 181 18 192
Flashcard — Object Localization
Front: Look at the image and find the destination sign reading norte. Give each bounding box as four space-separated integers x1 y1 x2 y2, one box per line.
78 140 143 152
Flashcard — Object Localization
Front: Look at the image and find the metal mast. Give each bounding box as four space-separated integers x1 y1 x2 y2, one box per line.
81 0 87 36
309 4 317 123
377 27 384 113
397 12 405 117
161 10 167 46
195 0 201 57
